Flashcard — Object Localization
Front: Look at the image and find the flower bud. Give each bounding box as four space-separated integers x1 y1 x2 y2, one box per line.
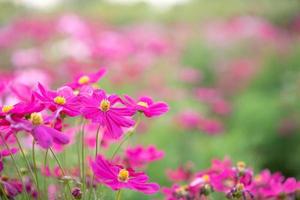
72 187 82 199
20 168 28 175
200 184 213 196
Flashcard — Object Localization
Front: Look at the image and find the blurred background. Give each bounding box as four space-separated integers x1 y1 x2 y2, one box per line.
1 0 300 199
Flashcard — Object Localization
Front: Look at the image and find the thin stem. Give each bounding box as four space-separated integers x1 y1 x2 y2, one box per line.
15 135 37 185
49 147 74 200
81 121 86 199
0 184 9 200
32 141 40 196
75 118 82 179
87 124 102 200
43 149 48 197
77 130 81 178
0 134 30 200
111 114 142 160
94 125 101 159
115 190 122 200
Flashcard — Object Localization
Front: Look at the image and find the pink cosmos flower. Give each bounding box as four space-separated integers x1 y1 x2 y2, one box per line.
0 177 23 199
163 184 195 200
35 83 80 117
262 178 300 198
166 162 194 183
10 82 33 102
81 89 135 139
198 118 224 135
175 111 201 130
52 126 78 153
8 112 70 149
0 147 18 172
90 155 160 194
68 69 106 89
211 99 231 116
124 95 169 118
0 96 44 120
124 145 164 168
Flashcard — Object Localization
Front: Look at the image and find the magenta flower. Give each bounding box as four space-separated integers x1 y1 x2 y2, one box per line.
81 89 135 139
124 95 169 118
9 112 69 149
124 145 164 168
3 95 44 118
68 68 106 89
198 118 224 135
35 83 80 117
175 111 201 130
0 177 23 199
0 147 18 172
163 184 195 200
166 162 194 183
262 178 300 198
90 155 160 194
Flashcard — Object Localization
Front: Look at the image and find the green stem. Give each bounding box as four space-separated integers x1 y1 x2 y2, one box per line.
0 184 9 200
32 141 40 196
115 190 122 200
0 134 30 200
43 149 48 197
49 148 74 200
94 125 101 159
15 135 37 185
81 121 86 199
111 114 142 160
87 125 102 200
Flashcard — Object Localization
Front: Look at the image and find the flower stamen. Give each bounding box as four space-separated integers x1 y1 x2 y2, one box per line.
30 112 43 126
99 99 110 112
54 96 66 105
202 174 210 183
237 161 246 172
137 101 148 108
118 169 129 182
78 75 90 85
1 105 14 113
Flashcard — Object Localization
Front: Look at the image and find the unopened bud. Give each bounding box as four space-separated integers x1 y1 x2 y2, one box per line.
200 184 213 196
72 187 82 199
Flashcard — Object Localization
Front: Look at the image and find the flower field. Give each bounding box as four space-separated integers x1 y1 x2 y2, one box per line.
1 0 300 199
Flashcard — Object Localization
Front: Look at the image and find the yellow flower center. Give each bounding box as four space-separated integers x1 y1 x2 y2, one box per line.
30 113 43 126
236 183 245 191
54 96 66 105
78 75 90 85
137 101 148 108
202 174 210 183
118 169 129 182
237 161 246 171
1 105 14 113
99 99 110 112
175 185 188 196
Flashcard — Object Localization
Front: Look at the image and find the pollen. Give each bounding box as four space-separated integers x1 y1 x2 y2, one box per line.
30 112 44 126
54 96 66 105
175 185 188 196
118 169 129 182
99 99 110 112
202 174 210 183
1 105 14 113
237 161 246 171
78 75 90 85
236 183 245 191
137 101 148 108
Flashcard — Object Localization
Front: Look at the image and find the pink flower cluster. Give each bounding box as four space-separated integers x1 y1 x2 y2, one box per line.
164 158 300 200
0 68 168 199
